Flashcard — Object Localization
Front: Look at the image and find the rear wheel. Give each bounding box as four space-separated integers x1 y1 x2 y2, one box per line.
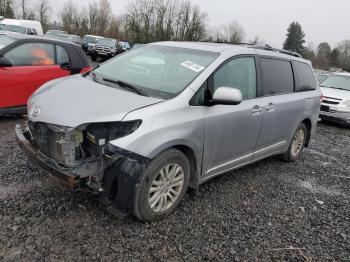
133 149 190 222
282 123 308 162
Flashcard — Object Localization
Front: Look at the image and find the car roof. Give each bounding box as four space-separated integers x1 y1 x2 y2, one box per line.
83 35 103 38
98 37 115 41
1 33 80 46
151 41 241 53
151 41 310 62
0 19 41 26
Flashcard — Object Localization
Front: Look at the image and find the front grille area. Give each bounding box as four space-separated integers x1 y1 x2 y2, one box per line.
96 45 111 53
29 121 49 155
28 122 82 166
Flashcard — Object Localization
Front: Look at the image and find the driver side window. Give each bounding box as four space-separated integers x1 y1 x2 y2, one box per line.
213 57 257 99
4 43 55 66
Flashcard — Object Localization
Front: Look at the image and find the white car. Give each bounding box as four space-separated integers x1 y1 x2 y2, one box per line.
0 19 43 36
320 72 350 125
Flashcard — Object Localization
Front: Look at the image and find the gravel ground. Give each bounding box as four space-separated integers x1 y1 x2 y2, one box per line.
0 117 349 261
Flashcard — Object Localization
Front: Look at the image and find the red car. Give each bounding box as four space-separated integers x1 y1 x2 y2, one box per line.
0 33 91 115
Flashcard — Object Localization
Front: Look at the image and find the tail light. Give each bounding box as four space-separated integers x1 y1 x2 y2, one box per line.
320 93 324 102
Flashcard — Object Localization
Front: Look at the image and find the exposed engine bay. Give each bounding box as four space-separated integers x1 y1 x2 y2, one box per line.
27 120 142 191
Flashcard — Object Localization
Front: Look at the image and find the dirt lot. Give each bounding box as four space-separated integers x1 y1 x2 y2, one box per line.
0 117 349 261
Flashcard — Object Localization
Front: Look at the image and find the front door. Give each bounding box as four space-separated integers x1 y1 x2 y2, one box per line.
0 43 70 108
201 56 262 179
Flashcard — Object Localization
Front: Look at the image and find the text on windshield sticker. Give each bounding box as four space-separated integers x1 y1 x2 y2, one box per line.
181 60 205 72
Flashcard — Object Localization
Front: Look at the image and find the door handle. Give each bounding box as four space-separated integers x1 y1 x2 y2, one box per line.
251 106 263 115
264 103 275 112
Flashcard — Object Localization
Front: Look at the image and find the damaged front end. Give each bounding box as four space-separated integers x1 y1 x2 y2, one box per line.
16 120 148 214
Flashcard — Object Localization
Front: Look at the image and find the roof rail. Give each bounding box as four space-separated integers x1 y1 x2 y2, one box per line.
251 44 303 58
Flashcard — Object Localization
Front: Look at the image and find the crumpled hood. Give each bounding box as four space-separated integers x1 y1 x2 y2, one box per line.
321 87 350 100
28 75 163 127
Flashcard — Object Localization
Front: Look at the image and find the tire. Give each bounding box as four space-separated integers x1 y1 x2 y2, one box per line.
281 123 308 162
91 55 97 62
133 149 190 222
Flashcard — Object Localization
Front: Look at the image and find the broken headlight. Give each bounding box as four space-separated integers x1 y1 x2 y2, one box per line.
83 120 142 156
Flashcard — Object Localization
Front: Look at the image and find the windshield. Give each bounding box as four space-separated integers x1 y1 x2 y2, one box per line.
320 75 350 91
93 45 219 99
97 38 115 47
316 74 329 83
0 24 26 34
46 30 67 35
83 36 98 43
52 34 74 43
0 35 15 49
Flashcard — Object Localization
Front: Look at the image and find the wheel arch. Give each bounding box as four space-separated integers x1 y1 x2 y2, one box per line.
301 118 312 147
172 145 199 190
149 141 201 190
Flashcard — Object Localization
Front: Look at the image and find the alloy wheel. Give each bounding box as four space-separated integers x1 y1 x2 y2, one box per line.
148 163 185 213
291 129 305 157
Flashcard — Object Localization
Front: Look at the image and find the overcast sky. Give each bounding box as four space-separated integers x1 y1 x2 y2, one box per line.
47 0 349 48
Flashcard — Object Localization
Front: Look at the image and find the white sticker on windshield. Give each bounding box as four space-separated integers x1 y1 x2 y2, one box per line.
181 60 205 72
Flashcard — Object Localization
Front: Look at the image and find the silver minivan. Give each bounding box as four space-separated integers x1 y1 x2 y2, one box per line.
16 42 321 222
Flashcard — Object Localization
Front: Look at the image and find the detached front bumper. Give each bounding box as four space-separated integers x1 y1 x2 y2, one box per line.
15 124 79 189
16 124 151 216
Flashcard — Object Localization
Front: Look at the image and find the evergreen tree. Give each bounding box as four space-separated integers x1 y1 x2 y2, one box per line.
329 49 340 67
317 42 331 58
301 47 315 61
283 22 305 54
315 42 332 69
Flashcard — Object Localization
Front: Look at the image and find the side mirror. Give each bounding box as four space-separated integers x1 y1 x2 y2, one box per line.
60 62 71 71
0 57 13 67
212 87 243 105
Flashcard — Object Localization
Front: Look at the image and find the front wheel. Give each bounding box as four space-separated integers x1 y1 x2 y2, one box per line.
282 123 308 162
91 55 97 62
133 149 190 222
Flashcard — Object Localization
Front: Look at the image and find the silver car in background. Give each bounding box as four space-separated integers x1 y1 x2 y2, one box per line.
319 72 350 125
16 42 321 222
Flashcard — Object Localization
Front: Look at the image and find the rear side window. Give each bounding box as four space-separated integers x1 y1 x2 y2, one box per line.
261 58 294 96
56 45 70 65
294 62 317 91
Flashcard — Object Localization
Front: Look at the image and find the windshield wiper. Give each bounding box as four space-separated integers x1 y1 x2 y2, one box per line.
102 78 148 96
328 87 349 91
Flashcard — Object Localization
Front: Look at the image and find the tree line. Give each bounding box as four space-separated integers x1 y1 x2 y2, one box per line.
283 22 349 72
1 0 349 71
0 0 255 43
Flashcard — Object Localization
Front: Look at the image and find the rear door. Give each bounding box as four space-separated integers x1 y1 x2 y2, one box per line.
253 56 305 159
0 42 71 108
